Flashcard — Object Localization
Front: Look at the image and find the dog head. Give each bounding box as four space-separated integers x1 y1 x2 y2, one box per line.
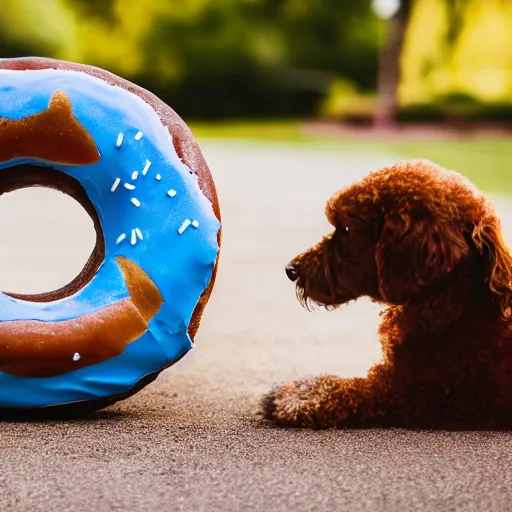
286 160 512 318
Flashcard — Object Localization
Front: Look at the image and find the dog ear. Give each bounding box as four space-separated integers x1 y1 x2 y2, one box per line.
472 213 512 319
376 211 470 304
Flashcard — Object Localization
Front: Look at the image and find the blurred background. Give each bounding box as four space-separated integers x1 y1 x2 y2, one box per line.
0 0 512 126
2 0 512 122
0 0 511 293
1 0 511 190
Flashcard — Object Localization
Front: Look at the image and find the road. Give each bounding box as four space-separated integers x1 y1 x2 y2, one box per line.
1 142 511 511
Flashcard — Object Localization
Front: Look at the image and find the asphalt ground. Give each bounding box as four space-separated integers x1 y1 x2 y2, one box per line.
0 142 511 511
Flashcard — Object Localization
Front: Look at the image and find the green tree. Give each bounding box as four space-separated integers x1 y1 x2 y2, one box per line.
0 0 379 118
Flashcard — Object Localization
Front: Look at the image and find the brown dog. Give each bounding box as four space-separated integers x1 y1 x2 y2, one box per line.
262 160 512 429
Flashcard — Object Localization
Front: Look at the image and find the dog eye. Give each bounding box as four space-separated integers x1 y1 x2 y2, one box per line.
342 226 349 233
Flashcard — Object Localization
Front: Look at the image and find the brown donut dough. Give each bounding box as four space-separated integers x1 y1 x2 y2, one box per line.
0 257 163 377
0 58 221 344
0 91 100 165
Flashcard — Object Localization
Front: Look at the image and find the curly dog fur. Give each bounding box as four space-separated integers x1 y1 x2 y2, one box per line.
262 160 512 429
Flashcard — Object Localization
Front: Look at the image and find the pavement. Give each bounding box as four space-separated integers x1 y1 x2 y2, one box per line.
0 141 511 512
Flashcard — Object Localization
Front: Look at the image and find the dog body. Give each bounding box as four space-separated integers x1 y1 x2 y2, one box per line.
263 160 512 429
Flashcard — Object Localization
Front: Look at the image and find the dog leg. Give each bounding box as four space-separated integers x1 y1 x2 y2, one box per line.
261 374 381 429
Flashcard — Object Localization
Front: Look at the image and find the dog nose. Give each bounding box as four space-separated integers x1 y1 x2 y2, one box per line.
285 264 300 282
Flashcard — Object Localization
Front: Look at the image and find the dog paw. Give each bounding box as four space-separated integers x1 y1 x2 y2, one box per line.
260 376 350 429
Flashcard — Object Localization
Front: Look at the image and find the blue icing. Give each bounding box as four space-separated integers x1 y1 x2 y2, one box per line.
0 259 127 322
0 68 220 408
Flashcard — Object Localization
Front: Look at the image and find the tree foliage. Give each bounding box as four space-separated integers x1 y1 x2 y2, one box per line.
1 0 508 119
0 0 378 118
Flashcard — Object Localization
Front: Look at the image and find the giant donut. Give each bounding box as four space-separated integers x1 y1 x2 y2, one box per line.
0 58 221 415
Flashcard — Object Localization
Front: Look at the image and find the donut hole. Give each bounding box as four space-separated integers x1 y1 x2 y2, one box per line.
0 165 104 300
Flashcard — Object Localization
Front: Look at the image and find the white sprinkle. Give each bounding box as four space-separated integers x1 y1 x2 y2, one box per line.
111 178 121 192
131 230 137 245
116 133 124 148
135 131 144 141
124 183 136 190
73 352 81 362
135 228 143 240
192 220 199 228
167 189 177 197
131 198 141 207
116 233 126 244
142 160 151 176
178 219 191 235
131 171 138 180
155 174 161 181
